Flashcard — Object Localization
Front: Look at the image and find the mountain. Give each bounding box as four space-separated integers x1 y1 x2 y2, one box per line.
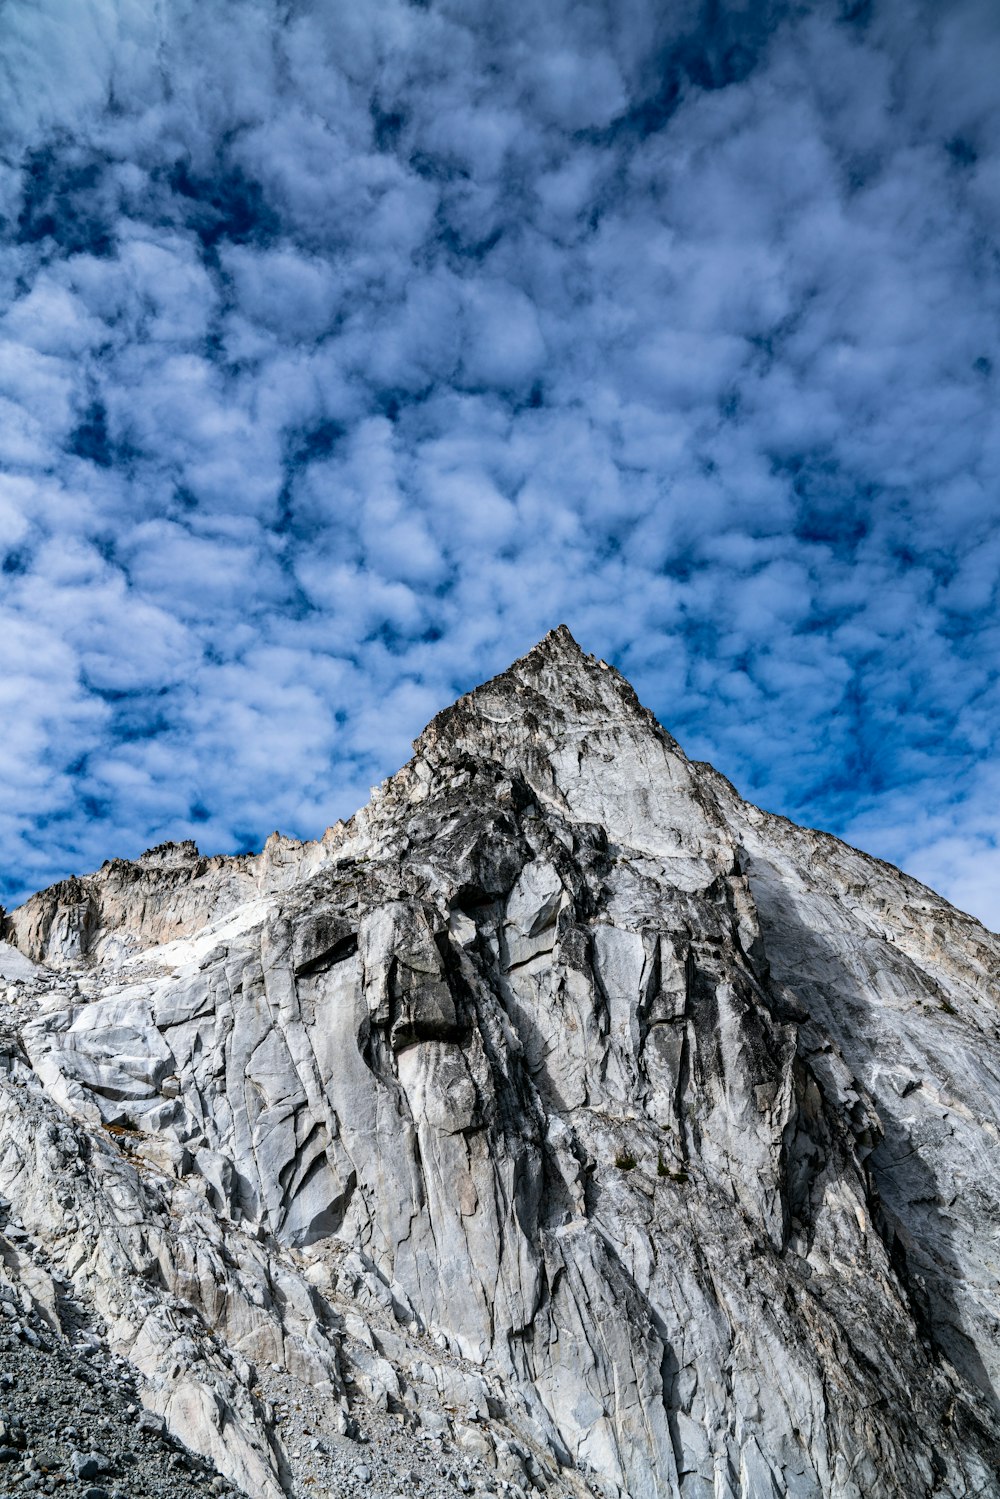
1 626 998 1499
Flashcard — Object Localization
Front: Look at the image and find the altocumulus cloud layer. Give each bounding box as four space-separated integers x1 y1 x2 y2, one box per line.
1 0 999 924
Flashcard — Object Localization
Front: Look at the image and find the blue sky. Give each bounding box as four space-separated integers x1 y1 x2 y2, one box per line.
1 0 998 928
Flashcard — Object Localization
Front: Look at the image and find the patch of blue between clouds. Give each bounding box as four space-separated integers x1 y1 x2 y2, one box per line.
0 0 998 929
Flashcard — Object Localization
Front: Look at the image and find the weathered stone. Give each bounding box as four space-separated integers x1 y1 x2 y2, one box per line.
0 627 998 1499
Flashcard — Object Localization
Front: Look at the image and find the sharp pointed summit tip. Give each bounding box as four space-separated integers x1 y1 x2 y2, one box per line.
537 623 583 652
414 623 648 766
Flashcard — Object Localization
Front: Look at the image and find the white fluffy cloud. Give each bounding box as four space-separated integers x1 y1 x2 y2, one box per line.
0 0 998 928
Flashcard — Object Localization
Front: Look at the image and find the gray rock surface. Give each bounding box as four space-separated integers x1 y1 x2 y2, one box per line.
2 626 999 1498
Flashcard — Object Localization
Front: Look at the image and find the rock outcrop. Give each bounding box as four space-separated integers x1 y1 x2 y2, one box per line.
2 626 999 1498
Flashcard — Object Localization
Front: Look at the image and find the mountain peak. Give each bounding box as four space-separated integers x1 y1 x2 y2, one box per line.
520 621 589 665
467 622 604 699
3 622 1000 1499
409 627 726 886
507 622 622 685
417 625 660 757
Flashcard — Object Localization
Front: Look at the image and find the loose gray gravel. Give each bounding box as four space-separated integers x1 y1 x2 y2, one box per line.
0 1323 236 1498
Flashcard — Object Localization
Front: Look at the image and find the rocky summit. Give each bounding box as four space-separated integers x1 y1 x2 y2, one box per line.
1 626 999 1499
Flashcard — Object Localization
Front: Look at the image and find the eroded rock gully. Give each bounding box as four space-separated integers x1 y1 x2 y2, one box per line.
1 627 998 1498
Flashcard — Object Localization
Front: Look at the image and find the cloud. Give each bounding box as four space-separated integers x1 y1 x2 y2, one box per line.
0 0 998 929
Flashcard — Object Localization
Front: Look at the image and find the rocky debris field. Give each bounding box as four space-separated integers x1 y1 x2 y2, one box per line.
251 1361 562 1499
0 1232 228 1499
0 1140 576 1499
0 1317 547 1499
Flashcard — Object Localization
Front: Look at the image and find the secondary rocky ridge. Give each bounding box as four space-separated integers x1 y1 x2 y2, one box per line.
1 626 998 1499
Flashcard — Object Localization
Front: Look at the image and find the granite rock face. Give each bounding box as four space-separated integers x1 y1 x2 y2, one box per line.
2 626 1000 1499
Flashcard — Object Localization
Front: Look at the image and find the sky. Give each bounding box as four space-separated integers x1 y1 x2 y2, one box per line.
0 0 998 929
